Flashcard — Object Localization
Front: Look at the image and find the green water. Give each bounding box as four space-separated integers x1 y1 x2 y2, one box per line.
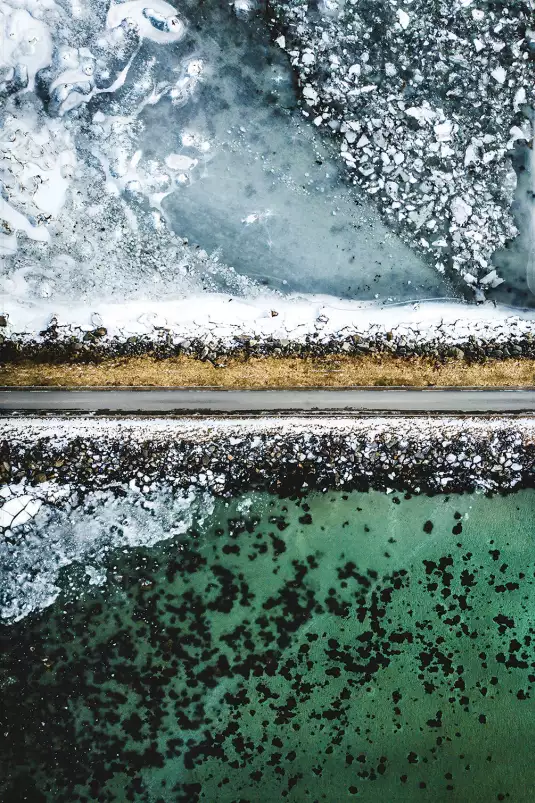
1 489 535 802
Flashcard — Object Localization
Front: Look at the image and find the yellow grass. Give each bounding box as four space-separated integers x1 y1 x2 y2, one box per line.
1 354 535 387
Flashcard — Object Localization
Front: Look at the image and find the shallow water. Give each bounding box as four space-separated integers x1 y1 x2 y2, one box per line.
2 488 535 801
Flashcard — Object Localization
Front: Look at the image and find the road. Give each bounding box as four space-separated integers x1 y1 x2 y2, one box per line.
1 388 534 413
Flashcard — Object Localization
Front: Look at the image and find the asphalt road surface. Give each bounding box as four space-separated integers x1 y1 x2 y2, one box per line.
1 388 534 413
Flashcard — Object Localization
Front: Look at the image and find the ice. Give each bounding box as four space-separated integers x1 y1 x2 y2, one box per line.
0 495 41 529
0 0 533 330
451 197 473 226
493 118 535 305
0 485 214 622
106 0 186 43
397 9 410 30
149 1 449 299
0 0 453 316
269 0 534 301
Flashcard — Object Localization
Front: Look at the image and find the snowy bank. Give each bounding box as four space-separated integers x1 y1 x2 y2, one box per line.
3 296 535 360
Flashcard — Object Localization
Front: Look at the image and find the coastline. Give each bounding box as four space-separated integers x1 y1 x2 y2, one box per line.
3 415 534 504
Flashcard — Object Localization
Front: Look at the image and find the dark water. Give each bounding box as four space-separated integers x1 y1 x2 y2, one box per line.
2 489 535 801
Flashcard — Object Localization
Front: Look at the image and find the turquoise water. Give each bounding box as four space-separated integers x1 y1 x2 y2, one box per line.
1 489 535 801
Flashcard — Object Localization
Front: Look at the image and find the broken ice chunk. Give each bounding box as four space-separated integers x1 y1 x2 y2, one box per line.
464 142 479 166
397 9 410 29
490 66 506 84
302 85 319 105
434 120 453 142
0 495 41 529
406 104 436 126
480 269 504 288
513 87 526 110
451 197 472 225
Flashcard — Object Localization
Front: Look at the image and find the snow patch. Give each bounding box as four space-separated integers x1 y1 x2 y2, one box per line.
4 295 535 349
106 0 186 43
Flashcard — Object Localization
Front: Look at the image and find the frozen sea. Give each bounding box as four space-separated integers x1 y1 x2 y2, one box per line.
1 0 533 318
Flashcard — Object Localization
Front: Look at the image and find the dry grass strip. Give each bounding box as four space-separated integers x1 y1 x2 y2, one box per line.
2 355 535 387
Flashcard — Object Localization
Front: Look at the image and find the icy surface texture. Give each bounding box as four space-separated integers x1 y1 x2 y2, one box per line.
0 0 456 311
271 0 534 298
0 0 532 314
0 0 261 304
155 1 446 299
493 116 535 305
0 483 213 621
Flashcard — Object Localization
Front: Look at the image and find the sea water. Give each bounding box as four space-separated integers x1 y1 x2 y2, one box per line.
1 488 535 801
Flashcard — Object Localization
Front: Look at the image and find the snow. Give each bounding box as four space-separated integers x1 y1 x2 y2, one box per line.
3 294 535 348
3 413 533 622
106 0 186 44
6 414 535 445
0 6 53 90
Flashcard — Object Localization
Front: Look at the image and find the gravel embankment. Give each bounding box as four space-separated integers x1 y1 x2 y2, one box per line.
1 416 534 532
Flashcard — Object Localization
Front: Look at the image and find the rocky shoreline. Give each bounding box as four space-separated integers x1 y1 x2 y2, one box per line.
3 309 535 365
2 417 534 529
2 414 534 621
